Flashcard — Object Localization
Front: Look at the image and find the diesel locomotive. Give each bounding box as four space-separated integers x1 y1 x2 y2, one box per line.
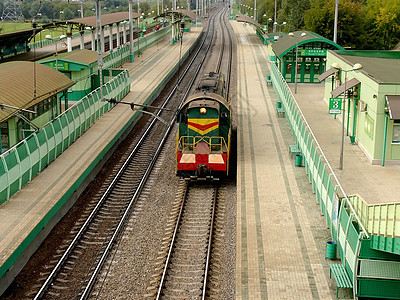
176 72 231 179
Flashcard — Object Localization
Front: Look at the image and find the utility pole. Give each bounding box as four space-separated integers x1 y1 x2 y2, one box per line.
95 0 104 101
129 0 134 62
334 0 338 43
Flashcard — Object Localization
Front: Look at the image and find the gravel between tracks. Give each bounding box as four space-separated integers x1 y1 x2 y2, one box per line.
92 125 237 299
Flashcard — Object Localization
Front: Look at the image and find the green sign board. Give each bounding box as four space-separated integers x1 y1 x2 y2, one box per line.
49 62 69 71
263 25 267 31
300 49 327 56
329 97 342 114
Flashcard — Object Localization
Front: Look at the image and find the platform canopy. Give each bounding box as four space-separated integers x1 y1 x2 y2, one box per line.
386 95 400 120
317 68 339 82
0 61 74 122
331 78 361 98
156 9 198 20
272 31 344 58
42 11 142 31
235 14 264 33
0 28 42 48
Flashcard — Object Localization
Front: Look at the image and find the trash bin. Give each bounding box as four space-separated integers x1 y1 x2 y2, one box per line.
277 101 282 109
295 154 303 167
326 241 337 259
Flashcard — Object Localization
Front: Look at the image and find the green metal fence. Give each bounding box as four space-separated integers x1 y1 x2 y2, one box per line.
103 25 171 70
0 69 130 206
271 62 370 297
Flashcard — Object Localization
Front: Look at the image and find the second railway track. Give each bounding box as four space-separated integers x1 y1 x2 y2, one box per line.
8 4 236 300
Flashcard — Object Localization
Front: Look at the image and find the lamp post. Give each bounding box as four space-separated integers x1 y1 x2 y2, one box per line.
275 21 286 33
289 31 306 94
95 0 104 102
273 0 277 32
45 34 66 71
254 0 257 22
332 62 363 170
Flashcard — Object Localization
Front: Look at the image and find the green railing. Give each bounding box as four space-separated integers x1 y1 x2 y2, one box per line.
271 62 369 294
0 69 130 205
103 25 171 70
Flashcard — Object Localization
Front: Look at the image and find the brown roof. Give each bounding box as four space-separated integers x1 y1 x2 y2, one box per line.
156 9 198 20
42 49 110 65
66 12 142 28
331 78 361 98
0 61 74 122
318 67 339 82
386 95 400 120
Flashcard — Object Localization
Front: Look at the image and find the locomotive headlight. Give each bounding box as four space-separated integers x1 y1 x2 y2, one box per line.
200 107 207 114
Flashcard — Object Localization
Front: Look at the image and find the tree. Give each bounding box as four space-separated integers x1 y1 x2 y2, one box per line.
304 0 365 49
363 0 400 49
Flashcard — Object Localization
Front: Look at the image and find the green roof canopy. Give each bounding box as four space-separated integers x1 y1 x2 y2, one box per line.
272 31 344 58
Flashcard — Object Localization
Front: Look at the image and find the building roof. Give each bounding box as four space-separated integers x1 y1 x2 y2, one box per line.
157 9 198 20
42 11 142 31
0 61 74 122
331 50 400 84
40 49 109 66
235 14 264 33
386 95 400 120
272 31 344 58
0 28 42 49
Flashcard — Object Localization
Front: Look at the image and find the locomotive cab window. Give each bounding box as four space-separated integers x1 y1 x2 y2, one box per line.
220 112 228 125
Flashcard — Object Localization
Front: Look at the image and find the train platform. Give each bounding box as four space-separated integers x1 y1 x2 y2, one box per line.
289 84 400 205
0 26 202 294
232 21 337 299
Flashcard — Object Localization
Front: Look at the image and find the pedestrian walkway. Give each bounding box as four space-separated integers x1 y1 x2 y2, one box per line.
0 27 202 295
232 21 336 299
290 84 400 205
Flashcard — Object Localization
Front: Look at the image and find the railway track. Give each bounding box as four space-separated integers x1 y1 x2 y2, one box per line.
148 181 218 299
146 6 234 299
30 5 227 300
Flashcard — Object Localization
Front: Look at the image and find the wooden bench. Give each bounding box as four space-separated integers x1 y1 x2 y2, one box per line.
329 264 353 299
289 145 301 158
276 107 285 117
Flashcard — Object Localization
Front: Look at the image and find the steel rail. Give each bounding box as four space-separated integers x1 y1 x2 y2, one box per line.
80 5 224 299
155 7 222 299
155 181 189 300
34 10 211 300
202 185 218 298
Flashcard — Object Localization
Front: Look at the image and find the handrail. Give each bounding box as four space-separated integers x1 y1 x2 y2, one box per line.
178 135 228 153
271 62 369 239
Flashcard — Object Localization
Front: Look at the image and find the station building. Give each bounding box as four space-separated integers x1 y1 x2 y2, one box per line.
321 50 400 165
39 49 110 103
0 61 74 152
270 31 344 83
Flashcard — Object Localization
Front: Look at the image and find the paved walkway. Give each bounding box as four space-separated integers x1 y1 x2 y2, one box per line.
0 27 202 293
233 21 335 299
291 84 400 205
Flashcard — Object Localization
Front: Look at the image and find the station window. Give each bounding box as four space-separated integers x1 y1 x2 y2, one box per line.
365 114 374 139
392 124 400 143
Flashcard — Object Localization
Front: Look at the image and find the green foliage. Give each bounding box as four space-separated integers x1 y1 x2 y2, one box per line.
363 0 400 50
303 0 400 50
